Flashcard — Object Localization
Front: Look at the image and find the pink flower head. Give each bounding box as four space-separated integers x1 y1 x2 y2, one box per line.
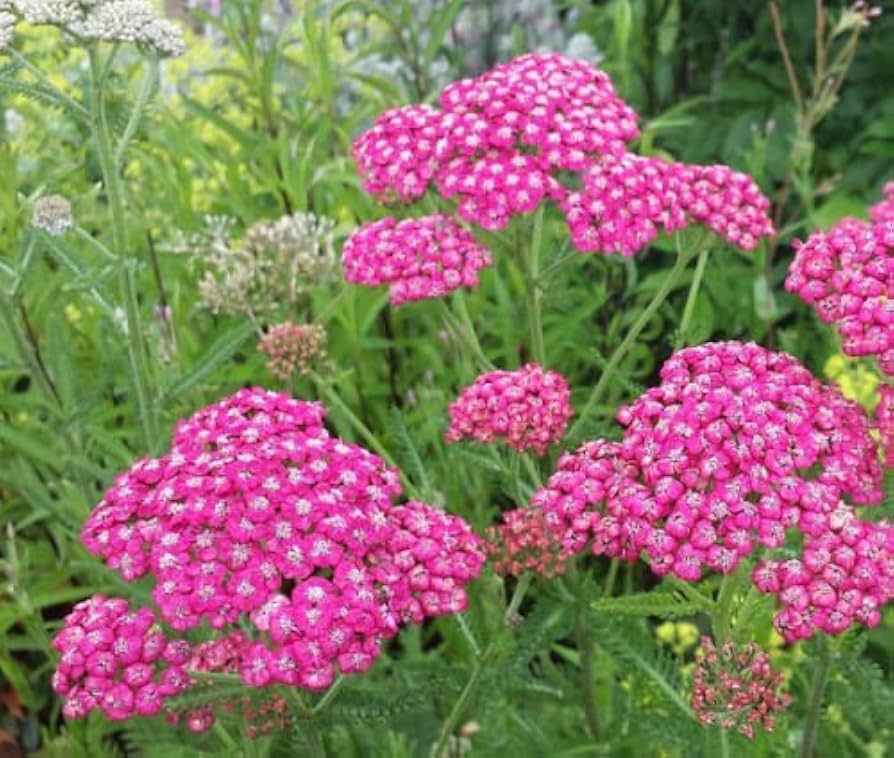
342 214 493 305
878 384 894 468
351 104 444 202
692 636 791 740
534 342 883 586
563 156 774 256
786 183 894 375
445 363 574 455
80 388 484 694
439 53 640 170
486 507 572 577
50 595 189 721
753 505 894 641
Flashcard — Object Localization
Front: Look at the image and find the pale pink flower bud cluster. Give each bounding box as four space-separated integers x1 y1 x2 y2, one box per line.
163 632 288 734
76 388 484 699
445 363 573 455
51 596 189 721
342 215 493 305
563 157 774 256
786 183 894 375
692 636 791 740
485 507 571 578
257 322 327 380
878 384 894 468
532 342 887 639
753 505 894 641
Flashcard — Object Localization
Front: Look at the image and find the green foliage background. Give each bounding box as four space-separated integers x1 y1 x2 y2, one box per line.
1 1 893 756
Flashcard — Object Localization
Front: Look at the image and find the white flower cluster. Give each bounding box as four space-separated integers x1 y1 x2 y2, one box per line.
0 2 14 51
181 212 338 317
31 194 73 236
1 0 184 56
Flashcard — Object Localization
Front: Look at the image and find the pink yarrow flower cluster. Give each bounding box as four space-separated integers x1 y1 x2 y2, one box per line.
878 384 894 468
74 388 484 701
563 156 774 256
445 363 573 455
342 215 493 305
531 342 886 640
51 596 189 721
786 182 894 375
485 507 572 578
350 52 773 275
753 504 894 640
352 53 638 222
692 636 791 740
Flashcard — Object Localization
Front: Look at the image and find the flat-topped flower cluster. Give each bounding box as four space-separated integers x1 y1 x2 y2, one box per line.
54 388 485 722
487 341 890 641
343 53 775 306
786 183 894 375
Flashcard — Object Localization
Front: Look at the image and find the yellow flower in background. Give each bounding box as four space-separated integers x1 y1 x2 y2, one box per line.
64 304 82 325
824 353 880 411
655 621 700 655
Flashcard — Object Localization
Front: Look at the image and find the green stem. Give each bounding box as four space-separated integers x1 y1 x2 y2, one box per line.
569 238 695 441
602 559 620 599
434 646 492 758
569 563 601 739
801 637 831 758
114 56 158 168
719 727 731 758
523 206 546 365
312 674 346 715
212 721 239 752
455 614 482 658
712 574 737 642
678 248 709 343
451 292 494 370
88 49 159 452
576 600 601 739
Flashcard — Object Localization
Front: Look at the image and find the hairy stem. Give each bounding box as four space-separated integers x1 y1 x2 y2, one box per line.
569 237 696 441
523 206 546 365
801 637 831 758
88 48 159 452
678 248 709 343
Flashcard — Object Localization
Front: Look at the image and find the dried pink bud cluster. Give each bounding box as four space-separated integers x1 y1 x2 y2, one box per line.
692 636 791 740
563 156 774 256
70 388 484 703
531 342 887 639
257 322 327 380
485 507 571 578
445 363 573 455
753 505 894 640
342 215 493 305
786 182 894 375
51 596 189 721
164 632 288 734
878 384 894 468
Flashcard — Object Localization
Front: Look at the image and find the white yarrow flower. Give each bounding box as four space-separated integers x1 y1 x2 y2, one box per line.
31 194 73 236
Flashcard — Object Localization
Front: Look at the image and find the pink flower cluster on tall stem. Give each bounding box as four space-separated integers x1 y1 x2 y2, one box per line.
692 636 791 740
786 182 894 375
445 363 573 455
61 388 484 717
51 596 189 721
342 215 492 305
530 341 887 640
346 53 774 302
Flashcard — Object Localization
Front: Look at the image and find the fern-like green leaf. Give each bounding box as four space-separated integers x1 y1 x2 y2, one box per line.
593 588 711 619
